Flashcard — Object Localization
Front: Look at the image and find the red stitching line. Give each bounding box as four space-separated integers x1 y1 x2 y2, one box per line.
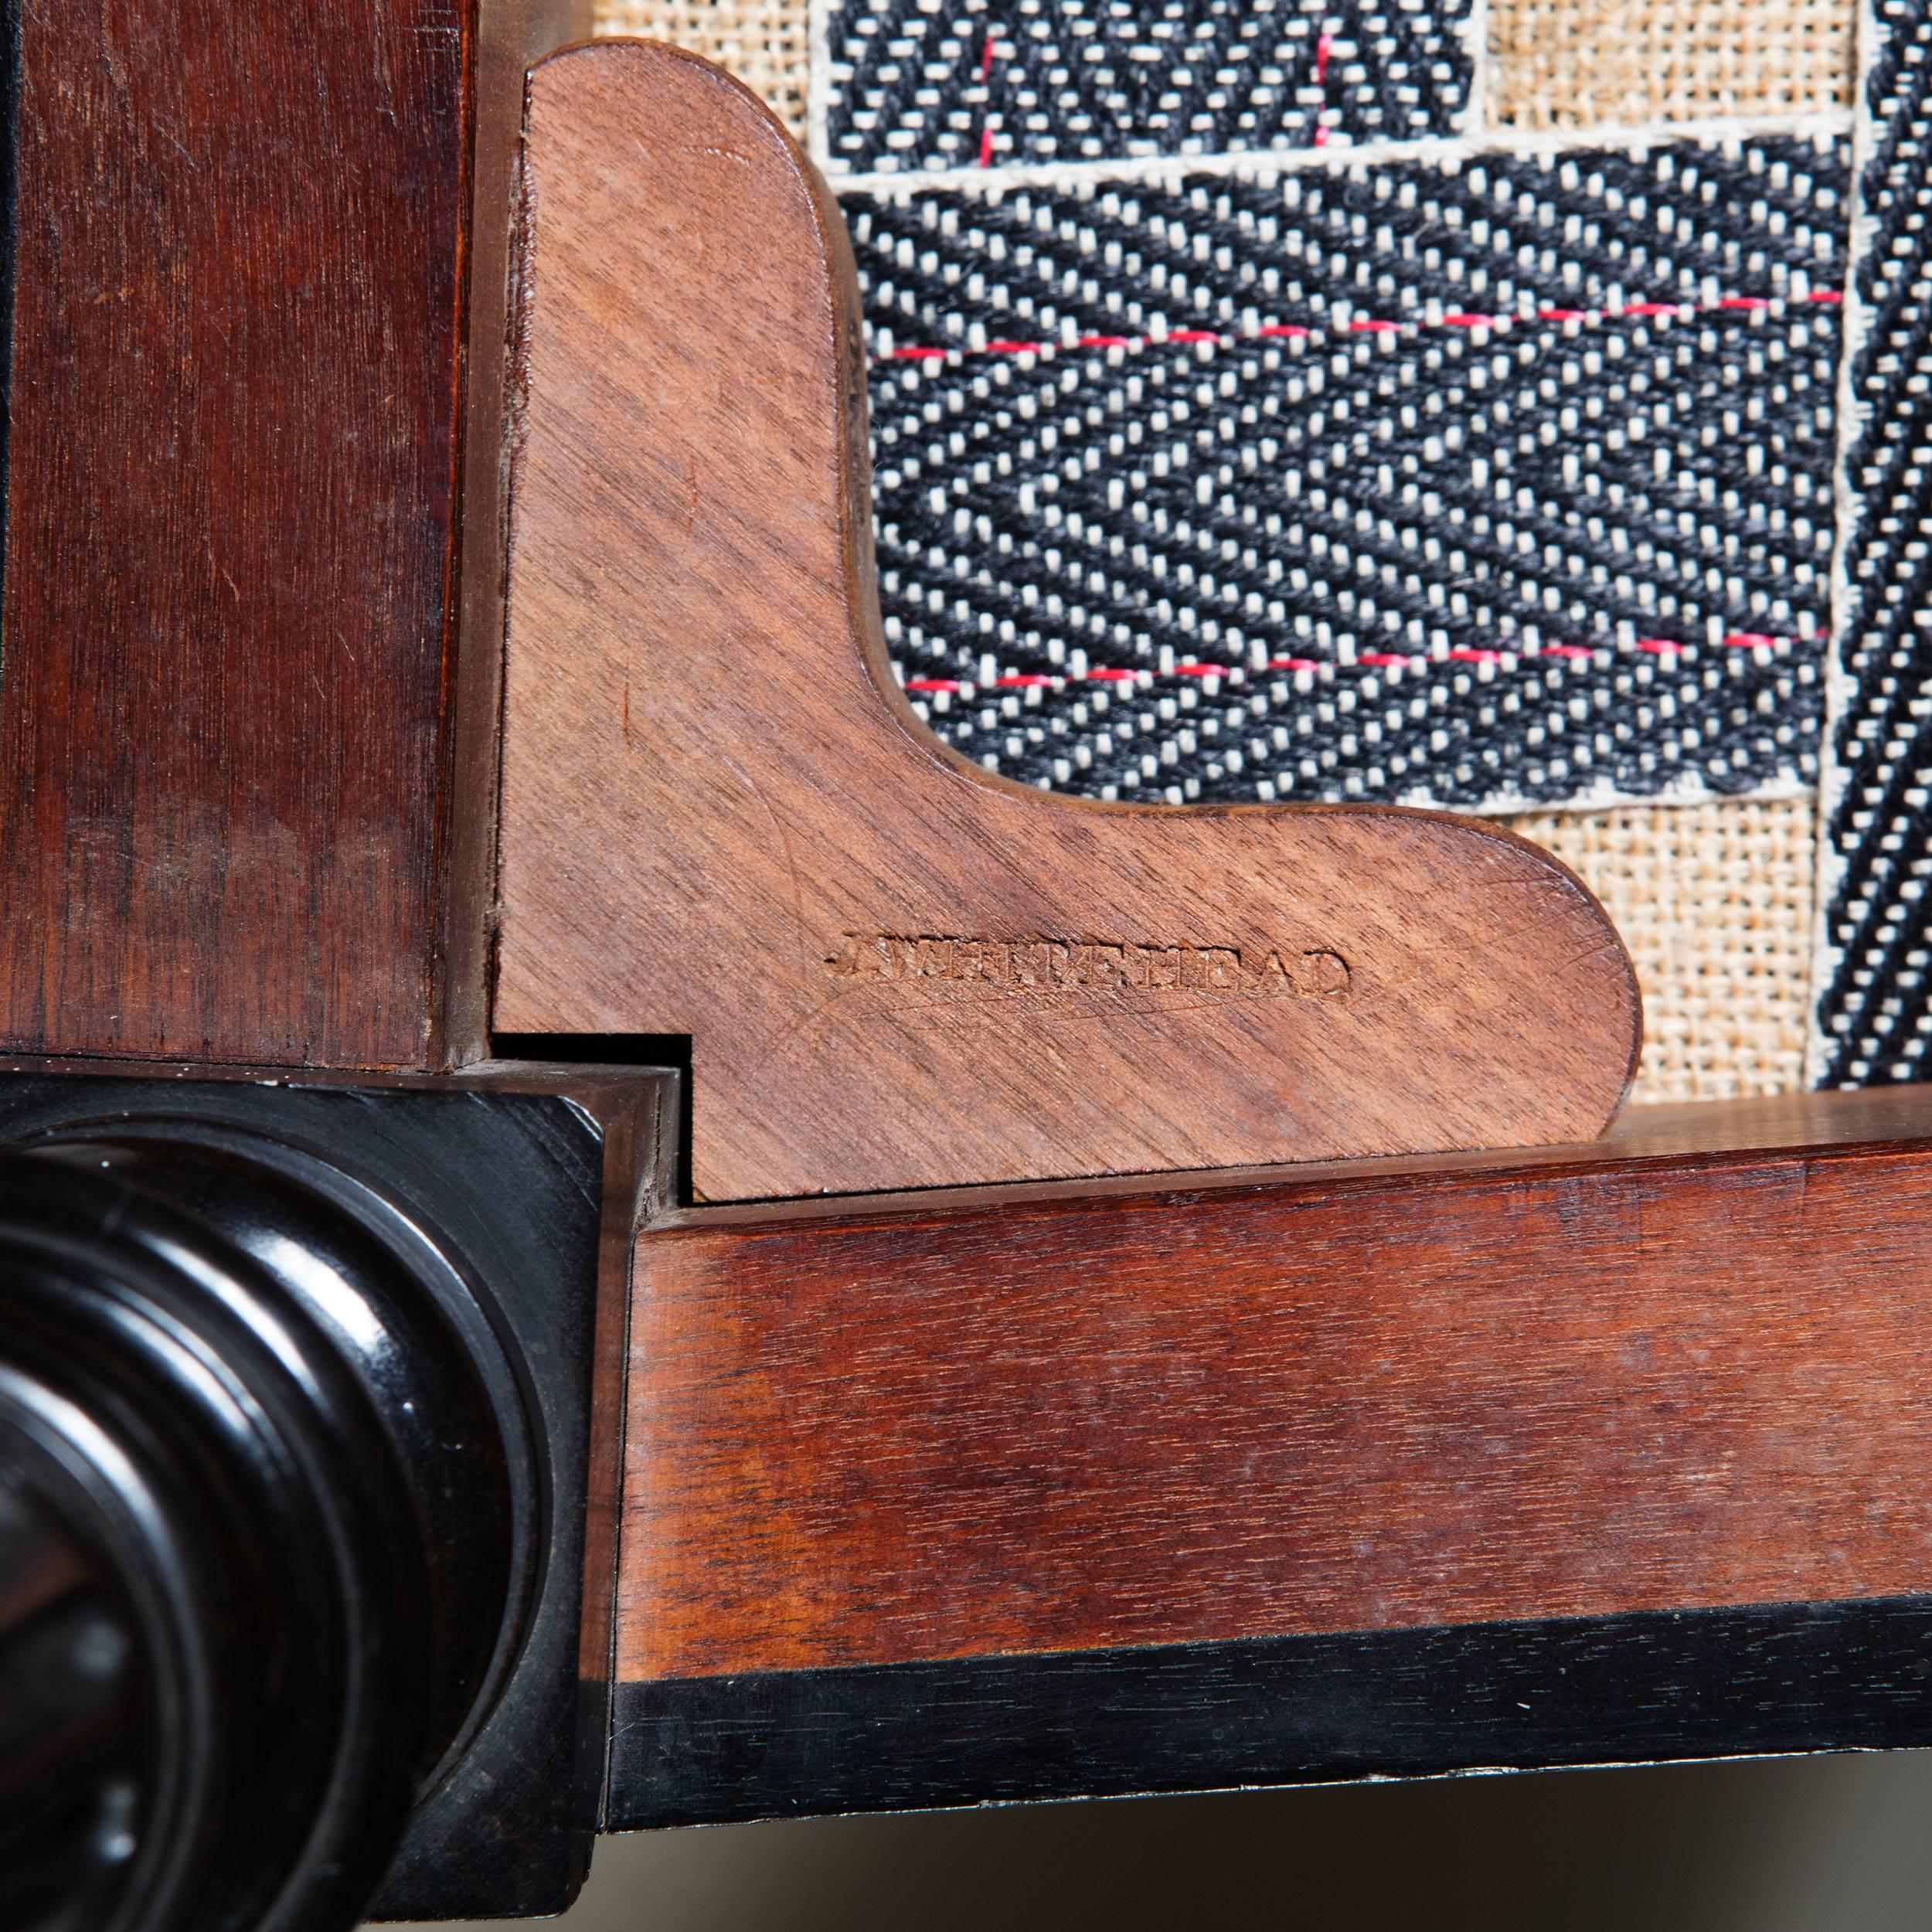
977 28 1000 168
879 288 1843 365
1311 32 1334 148
900 633 1798 695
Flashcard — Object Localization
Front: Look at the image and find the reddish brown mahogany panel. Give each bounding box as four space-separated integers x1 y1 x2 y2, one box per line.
0 0 587 1070
620 1086 1932 1682
495 43 1638 1200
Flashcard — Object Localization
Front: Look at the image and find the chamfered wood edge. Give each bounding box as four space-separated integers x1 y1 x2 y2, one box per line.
645 1083 1932 1227
439 0 597 1068
604 1594 1932 1828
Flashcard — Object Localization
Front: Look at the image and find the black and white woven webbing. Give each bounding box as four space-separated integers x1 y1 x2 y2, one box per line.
822 0 1477 177
1816 0 1932 1084
852 135 1848 808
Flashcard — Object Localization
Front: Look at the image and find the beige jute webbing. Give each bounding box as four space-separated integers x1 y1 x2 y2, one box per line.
1502 798 1816 1104
1487 0 1855 128
594 0 809 135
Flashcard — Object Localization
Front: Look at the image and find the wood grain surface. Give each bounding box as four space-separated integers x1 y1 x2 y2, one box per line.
447 0 600 1062
0 0 587 1071
617 1085 1932 1682
495 42 1641 1201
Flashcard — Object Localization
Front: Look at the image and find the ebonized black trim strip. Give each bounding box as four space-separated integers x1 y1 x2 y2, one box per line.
608 1598 1932 1828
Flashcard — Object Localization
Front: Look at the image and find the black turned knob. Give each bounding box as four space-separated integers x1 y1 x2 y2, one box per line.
0 1135 519 1932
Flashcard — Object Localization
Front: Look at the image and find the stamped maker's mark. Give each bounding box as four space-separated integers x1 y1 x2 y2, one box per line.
825 934 1352 999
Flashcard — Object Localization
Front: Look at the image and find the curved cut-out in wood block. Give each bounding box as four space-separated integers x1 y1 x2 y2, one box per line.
495 41 1641 1202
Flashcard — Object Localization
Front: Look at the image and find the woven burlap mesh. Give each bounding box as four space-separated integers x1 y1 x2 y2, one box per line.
1488 0 1854 128
1502 798 1815 1104
594 0 809 136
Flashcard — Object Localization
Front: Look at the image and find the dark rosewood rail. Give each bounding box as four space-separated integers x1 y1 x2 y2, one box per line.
0 0 587 1071
611 1087 1932 1823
